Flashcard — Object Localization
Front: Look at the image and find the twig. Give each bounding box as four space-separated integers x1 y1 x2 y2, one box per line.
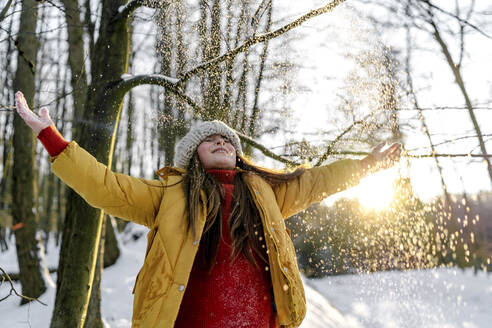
316 116 369 166
321 151 492 159
420 0 492 39
0 0 13 23
406 134 492 152
0 267 47 306
399 105 492 111
406 153 492 158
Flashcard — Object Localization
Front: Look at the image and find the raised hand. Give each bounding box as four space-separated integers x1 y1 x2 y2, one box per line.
369 142 402 170
15 91 54 135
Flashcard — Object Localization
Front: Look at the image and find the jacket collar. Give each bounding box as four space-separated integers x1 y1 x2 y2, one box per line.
156 166 251 181
156 166 186 179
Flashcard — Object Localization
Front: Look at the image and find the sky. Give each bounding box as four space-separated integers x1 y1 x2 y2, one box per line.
256 0 492 204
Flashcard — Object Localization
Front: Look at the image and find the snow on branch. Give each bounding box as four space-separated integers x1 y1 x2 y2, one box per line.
178 0 347 84
114 74 204 116
113 0 171 23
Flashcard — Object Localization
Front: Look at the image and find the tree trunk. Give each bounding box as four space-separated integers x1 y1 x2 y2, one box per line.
12 0 46 303
204 0 222 119
55 68 69 245
156 4 186 166
246 2 272 153
61 0 88 137
83 217 105 328
50 0 130 326
0 112 12 211
54 0 105 325
0 0 15 219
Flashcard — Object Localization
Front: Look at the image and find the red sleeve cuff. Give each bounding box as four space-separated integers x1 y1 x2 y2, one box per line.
37 126 69 157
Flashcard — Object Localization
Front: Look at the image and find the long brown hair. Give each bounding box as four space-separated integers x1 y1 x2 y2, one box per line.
183 153 305 272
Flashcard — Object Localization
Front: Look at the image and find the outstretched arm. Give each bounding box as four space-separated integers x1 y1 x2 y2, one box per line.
14 91 164 228
274 142 402 218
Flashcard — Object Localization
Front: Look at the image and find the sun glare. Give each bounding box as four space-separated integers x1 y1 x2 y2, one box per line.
354 167 398 210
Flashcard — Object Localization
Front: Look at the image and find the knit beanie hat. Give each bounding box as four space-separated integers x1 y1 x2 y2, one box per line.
174 120 243 169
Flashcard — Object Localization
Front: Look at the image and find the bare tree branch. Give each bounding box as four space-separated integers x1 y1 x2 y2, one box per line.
0 0 13 23
284 150 492 159
420 0 492 39
399 105 492 111
236 131 301 166
178 0 347 84
15 104 489 113
407 134 492 152
111 74 206 117
406 153 492 158
112 73 303 165
0 267 47 305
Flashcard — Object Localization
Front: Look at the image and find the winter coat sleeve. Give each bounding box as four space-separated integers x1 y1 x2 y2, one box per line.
272 159 363 218
50 141 165 228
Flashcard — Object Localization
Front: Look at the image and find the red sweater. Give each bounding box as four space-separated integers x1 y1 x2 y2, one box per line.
37 126 69 156
38 127 277 327
175 169 277 328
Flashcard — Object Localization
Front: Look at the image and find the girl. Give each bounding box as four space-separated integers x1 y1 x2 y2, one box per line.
15 91 401 328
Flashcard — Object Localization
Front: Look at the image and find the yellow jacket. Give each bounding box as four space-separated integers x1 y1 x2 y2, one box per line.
51 141 364 327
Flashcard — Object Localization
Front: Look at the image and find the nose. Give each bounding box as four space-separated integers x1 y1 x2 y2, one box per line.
215 137 225 145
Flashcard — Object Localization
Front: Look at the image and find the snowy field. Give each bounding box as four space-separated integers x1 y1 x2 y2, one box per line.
1 226 491 328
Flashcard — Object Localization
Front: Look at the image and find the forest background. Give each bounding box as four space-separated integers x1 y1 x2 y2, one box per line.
0 0 491 327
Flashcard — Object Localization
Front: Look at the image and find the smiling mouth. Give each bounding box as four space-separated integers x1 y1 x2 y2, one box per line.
212 148 228 153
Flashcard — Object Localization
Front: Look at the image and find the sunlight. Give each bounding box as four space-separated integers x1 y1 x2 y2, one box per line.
354 167 398 211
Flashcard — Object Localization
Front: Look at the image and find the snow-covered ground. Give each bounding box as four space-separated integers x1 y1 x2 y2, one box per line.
1 226 491 328
304 269 492 328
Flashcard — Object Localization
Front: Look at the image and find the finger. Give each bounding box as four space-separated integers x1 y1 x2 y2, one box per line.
39 107 49 118
390 143 402 151
15 92 30 113
15 91 24 105
15 94 41 126
373 141 386 153
393 147 402 158
15 97 30 119
39 107 54 126
383 143 401 156
16 100 37 120
392 145 402 159
15 92 23 110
